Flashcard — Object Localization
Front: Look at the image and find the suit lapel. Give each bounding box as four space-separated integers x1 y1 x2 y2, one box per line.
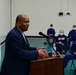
14 26 30 47
22 33 29 46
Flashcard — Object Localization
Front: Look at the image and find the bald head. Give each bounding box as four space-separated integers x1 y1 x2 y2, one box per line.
15 14 28 24
59 30 64 33
59 30 64 36
15 14 30 32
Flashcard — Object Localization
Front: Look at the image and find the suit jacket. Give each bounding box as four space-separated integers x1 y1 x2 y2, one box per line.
1 26 38 75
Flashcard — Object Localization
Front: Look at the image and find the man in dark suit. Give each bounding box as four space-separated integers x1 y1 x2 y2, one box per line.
1 14 49 75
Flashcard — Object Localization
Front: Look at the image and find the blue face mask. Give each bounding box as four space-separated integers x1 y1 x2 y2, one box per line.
59 33 64 36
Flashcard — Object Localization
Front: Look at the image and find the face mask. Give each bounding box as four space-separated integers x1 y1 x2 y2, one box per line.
59 33 64 36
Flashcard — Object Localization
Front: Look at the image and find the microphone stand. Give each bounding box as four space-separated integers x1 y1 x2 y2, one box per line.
46 37 59 57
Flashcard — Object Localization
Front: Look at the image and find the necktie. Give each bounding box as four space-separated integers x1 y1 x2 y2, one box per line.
22 33 28 44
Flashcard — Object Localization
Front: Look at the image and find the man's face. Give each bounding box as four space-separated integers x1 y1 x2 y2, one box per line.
19 15 30 32
59 30 64 33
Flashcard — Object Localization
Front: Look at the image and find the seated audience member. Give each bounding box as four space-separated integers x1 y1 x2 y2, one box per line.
55 30 67 54
47 24 56 44
63 41 76 69
68 25 76 48
47 24 56 38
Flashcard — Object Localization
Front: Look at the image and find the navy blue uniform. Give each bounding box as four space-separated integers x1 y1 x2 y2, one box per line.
47 28 56 44
63 41 76 69
55 34 67 53
47 28 55 38
68 29 76 47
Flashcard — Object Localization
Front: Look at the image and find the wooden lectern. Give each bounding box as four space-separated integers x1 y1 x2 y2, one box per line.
30 52 63 75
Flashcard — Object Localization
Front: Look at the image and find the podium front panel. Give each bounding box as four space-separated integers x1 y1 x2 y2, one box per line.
30 52 63 75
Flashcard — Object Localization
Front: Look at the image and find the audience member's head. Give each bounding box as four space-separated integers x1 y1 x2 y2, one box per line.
50 24 53 27
73 25 76 30
59 30 64 36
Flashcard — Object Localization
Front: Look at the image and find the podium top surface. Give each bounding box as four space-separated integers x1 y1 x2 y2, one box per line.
31 52 63 63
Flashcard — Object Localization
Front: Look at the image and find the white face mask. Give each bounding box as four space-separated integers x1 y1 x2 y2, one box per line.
59 33 64 36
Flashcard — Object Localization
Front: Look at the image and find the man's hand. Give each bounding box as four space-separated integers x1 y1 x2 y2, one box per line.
73 52 76 55
36 47 46 50
37 48 49 58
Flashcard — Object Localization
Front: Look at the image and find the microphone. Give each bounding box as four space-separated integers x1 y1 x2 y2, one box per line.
39 32 58 56
39 32 50 38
